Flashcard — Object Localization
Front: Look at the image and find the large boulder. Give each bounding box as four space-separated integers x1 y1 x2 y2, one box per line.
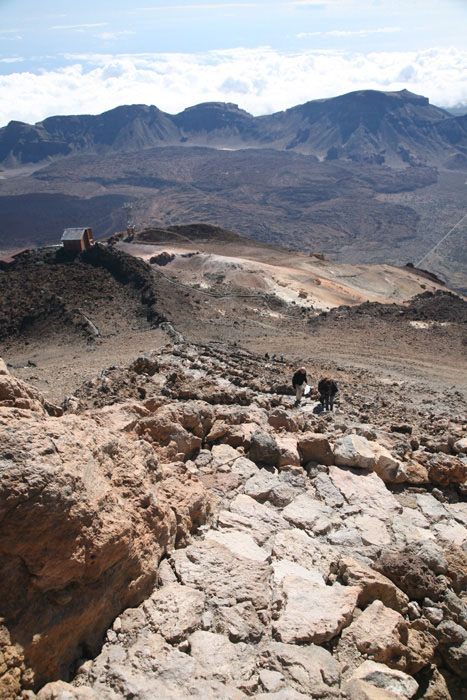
339 600 408 668
425 453 467 486
0 406 210 694
333 435 376 470
374 550 445 602
368 442 407 483
297 432 333 466
347 661 418 699
272 576 360 644
249 430 281 467
338 557 409 613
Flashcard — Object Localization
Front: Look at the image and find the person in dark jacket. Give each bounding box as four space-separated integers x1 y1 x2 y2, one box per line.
292 367 308 406
318 376 338 411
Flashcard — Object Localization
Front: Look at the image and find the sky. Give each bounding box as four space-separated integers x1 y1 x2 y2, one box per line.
0 0 467 127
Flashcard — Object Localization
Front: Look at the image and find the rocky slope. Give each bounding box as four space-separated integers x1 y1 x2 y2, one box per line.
1 335 466 699
1 241 464 407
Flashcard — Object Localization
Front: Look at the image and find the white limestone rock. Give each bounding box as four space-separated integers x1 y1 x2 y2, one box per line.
214 601 264 642
271 528 340 581
282 493 339 535
271 559 325 586
205 530 269 562
172 539 271 611
143 582 205 643
258 640 341 697
188 630 256 684
328 465 401 518
272 575 360 644
229 494 290 537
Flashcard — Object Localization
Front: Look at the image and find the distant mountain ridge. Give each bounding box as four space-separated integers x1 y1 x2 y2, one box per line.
1 89 467 168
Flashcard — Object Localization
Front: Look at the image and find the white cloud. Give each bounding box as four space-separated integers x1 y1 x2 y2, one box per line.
298 26 402 38
131 3 261 11
95 31 136 41
287 0 349 5
50 23 108 30
1 46 466 127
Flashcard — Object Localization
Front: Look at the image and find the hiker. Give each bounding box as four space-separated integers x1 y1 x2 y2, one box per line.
280 353 285 362
292 366 308 406
265 352 270 360
318 376 338 411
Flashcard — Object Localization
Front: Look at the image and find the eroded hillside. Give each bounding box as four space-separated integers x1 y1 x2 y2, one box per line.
1 337 466 699
0 237 466 699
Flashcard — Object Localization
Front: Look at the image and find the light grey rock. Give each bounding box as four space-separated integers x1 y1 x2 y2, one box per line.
368 441 407 483
327 527 364 549
211 444 245 471
157 558 178 585
271 528 340 581
416 493 449 521
215 509 272 546
258 669 284 692
172 539 271 610
70 630 218 699
349 660 419 698
253 690 308 700
271 559 325 586
433 520 467 548
188 630 256 683
453 437 467 454
143 583 205 643
229 494 290 537
407 602 422 619
423 606 443 625
244 470 282 501
282 493 338 535
253 688 310 700
333 435 376 470
352 514 391 547
38 681 119 699
214 601 264 642
268 481 303 508
391 508 435 547
328 466 401 518
447 502 467 527
437 620 467 645
231 455 260 482
258 640 340 697
314 473 345 508
205 530 269 562
272 575 360 644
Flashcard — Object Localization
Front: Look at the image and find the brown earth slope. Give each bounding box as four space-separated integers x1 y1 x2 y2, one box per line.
0 238 465 409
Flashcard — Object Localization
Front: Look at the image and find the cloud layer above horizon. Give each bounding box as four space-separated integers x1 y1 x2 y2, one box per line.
1 45 466 126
